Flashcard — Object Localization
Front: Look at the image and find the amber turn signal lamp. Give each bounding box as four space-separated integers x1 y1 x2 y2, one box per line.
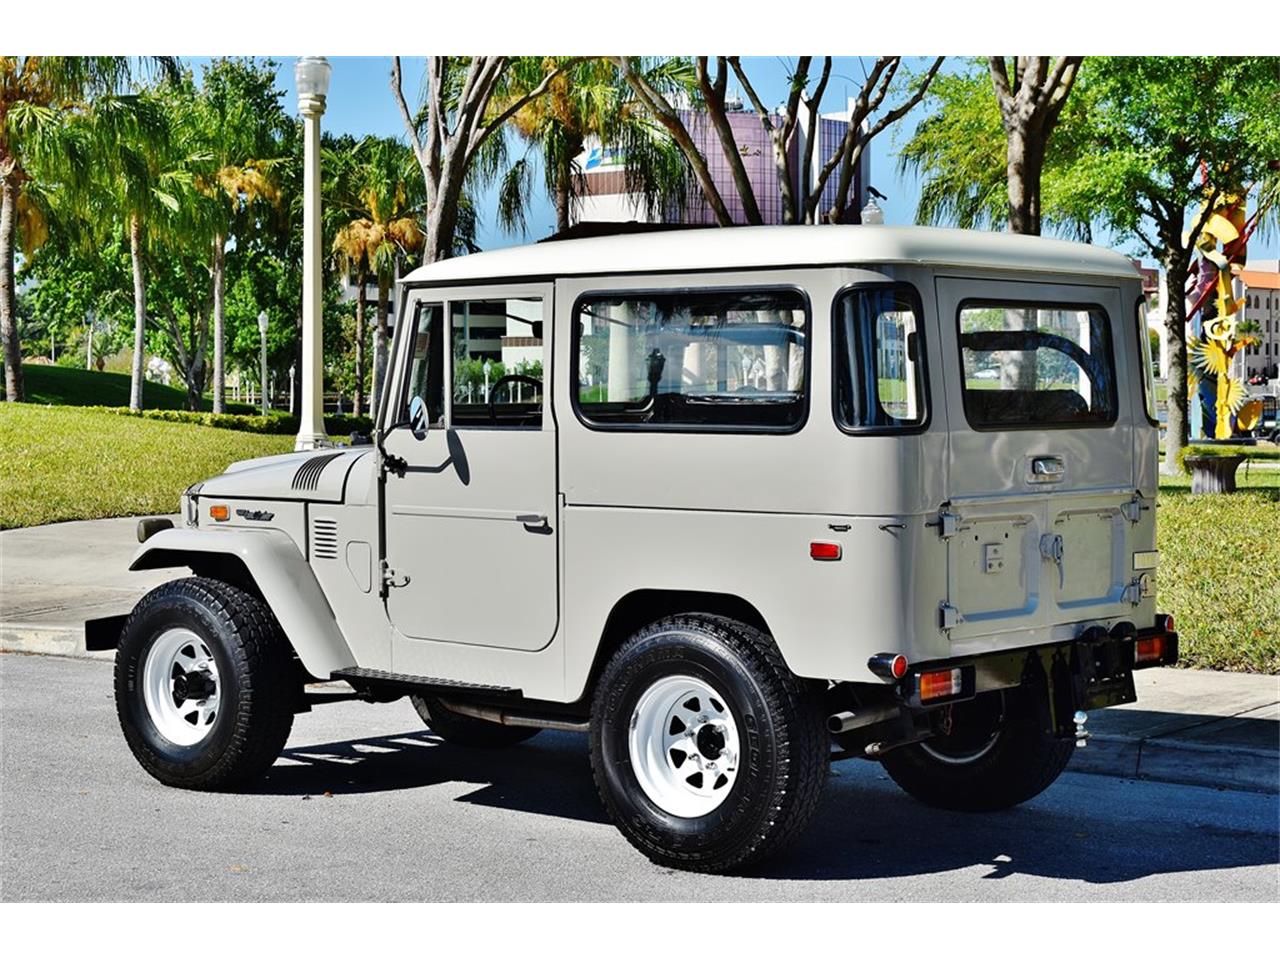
208 504 230 522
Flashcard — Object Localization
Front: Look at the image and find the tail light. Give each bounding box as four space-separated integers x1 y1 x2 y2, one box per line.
918 668 963 702
1134 636 1166 664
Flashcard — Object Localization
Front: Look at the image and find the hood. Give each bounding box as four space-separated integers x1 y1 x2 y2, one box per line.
198 448 372 503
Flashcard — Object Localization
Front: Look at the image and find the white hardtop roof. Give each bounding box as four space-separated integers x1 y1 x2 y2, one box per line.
401 224 1140 287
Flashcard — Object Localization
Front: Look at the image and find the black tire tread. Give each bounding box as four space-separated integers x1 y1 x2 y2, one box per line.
880 690 1074 812
115 576 296 790
590 614 828 873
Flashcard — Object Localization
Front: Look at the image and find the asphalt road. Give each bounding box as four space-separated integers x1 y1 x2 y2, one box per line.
2 653 1277 902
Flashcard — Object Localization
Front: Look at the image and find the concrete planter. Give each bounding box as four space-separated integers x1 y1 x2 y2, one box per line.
1183 454 1246 494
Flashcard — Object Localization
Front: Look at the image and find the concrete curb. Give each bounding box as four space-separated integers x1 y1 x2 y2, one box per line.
4 631 1275 795
0 623 113 662
1068 732 1278 795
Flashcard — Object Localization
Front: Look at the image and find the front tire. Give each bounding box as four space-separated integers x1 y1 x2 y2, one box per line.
879 688 1074 812
114 577 298 790
589 615 828 873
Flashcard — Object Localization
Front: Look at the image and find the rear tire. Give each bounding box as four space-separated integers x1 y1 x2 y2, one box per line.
589 615 828 874
879 688 1074 812
114 577 298 790
410 696 540 748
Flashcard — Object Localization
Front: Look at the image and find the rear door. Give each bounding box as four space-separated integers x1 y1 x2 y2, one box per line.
934 276 1135 642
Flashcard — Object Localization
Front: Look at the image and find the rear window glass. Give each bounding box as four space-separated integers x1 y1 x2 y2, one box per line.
958 301 1116 428
834 285 928 431
574 288 807 431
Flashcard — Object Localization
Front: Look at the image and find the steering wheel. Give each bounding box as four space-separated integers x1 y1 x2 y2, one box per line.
487 374 543 424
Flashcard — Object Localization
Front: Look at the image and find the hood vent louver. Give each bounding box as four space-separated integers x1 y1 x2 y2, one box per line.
293 452 343 492
311 517 339 560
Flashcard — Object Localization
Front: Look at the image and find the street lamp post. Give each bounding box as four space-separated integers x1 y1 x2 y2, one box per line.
258 310 270 416
294 56 332 450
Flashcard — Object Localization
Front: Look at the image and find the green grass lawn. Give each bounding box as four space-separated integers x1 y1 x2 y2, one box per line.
17 363 256 413
0 404 294 529
1156 470 1280 673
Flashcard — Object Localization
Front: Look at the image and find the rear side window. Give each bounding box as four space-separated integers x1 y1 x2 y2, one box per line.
574 288 808 431
1136 297 1159 425
957 301 1116 428
834 284 928 431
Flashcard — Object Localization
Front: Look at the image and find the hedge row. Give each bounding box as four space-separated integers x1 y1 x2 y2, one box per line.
82 405 373 437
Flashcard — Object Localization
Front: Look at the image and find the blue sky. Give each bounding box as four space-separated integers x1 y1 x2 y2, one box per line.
209 56 1278 264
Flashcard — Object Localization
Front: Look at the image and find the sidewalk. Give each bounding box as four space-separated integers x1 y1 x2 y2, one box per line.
2 516 1277 794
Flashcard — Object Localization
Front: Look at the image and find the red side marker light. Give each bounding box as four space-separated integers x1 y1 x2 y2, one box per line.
919 668 963 701
810 541 841 561
890 654 908 679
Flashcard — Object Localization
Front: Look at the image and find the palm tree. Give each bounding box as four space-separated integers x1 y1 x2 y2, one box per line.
192 59 286 413
329 136 425 414
0 56 133 401
494 58 687 235
78 88 196 410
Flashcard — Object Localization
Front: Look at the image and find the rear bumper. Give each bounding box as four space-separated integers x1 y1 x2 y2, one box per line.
899 615 1178 734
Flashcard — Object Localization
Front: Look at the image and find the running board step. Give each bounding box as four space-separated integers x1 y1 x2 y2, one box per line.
331 667 522 699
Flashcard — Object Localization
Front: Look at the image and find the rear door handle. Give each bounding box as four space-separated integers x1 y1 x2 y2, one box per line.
1030 456 1065 483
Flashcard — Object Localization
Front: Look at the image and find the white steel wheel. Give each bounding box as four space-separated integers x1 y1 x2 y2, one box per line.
141 627 221 747
628 674 741 818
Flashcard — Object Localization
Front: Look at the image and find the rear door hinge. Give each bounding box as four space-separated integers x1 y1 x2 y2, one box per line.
1121 493 1147 524
939 602 963 630
929 509 961 539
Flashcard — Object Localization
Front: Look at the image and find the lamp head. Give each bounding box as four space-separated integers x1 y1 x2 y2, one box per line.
258 310 270 335
295 57 331 109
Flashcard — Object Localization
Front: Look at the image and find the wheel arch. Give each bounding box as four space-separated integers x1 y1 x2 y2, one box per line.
130 528 356 679
571 588 775 704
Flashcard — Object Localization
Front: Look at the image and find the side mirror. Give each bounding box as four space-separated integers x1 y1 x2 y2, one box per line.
408 395 429 440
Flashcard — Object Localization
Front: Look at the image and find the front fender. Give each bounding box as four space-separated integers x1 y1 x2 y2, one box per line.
131 527 356 678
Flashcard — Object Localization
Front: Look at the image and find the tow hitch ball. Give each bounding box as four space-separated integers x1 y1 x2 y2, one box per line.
1073 710 1090 748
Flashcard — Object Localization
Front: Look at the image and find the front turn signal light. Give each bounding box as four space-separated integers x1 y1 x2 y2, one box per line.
209 504 230 522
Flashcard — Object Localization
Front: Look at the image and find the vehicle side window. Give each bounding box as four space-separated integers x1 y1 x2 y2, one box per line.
574 288 808 431
449 297 544 429
403 300 444 426
957 300 1117 429
834 284 928 431
1136 296 1159 425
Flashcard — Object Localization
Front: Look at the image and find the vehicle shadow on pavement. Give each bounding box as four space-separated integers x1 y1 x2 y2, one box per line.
256 728 610 824
256 727 1277 885
750 769 1280 884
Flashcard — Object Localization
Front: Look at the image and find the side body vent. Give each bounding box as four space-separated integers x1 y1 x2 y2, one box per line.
311 517 339 560
293 452 343 492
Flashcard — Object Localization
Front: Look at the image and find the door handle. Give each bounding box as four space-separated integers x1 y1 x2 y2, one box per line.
1030 456 1065 483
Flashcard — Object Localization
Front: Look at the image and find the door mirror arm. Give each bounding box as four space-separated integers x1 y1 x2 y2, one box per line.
378 395 429 479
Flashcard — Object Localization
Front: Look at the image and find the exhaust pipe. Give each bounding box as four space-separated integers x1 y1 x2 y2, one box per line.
436 699 590 733
827 704 902 734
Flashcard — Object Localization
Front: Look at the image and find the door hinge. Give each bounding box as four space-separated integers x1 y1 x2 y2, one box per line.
1121 493 1147 524
939 602 963 630
929 509 961 539
381 561 411 592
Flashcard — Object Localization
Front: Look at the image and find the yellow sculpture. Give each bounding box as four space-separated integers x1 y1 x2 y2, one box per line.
1185 180 1267 440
